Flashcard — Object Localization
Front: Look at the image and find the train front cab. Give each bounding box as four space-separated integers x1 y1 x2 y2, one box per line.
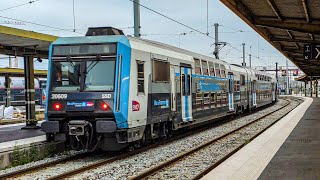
42 35 134 151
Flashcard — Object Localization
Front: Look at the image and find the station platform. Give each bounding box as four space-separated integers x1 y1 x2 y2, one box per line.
202 97 316 180
0 122 45 152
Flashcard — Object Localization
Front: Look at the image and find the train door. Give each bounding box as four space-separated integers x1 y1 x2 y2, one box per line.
180 66 192 122
252 80 257 106
228 73 234 112
170 66 177 112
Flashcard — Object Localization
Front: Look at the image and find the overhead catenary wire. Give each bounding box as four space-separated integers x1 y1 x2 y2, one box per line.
0 15 84 35
0 0 40 12
129 0 215 40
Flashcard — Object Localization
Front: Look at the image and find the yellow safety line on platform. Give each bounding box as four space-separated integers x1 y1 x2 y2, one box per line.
0 25 58 42
0 68 47 76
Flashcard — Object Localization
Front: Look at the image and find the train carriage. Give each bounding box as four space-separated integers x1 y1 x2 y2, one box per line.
42 27 277 151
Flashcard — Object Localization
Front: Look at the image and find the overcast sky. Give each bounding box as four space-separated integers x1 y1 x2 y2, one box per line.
0 0 295 69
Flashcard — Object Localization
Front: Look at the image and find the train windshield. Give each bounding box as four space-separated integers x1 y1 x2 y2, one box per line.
51 59 115 92
51 61 81 91
84 60 115 91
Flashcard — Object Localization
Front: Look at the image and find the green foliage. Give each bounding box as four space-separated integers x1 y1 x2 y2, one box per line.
45 143 56 157
29 143 39 162
11 143 40 167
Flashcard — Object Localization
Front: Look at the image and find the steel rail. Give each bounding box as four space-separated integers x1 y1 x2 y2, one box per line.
130 99 298 180
0 151 91 179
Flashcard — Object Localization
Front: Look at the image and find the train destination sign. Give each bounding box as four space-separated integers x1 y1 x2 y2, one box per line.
304 44 320 60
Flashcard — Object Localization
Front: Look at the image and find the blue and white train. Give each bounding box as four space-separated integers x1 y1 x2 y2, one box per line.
42 27 277 151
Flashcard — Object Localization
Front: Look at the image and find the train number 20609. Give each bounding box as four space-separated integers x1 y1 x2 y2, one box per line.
51 94 68 99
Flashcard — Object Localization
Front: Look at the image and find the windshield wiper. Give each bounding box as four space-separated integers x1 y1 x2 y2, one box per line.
66 56 75 68
85 55 101 74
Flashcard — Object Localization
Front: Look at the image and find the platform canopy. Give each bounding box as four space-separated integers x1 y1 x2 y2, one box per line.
220 0 320 77
0 25 58 58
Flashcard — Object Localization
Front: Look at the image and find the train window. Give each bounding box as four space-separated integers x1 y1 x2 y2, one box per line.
153 60 170 82
209 62 215 76
187 74 191 96
201 60 209 76
204 93 210 109
194 59 201 75
181 74 191 96
182 74 186 96
196 92 202 110
217 93 222 107
51 61 81 91
240 75 245 85
84 60 116 91
137 61 145 94
211 93 216 107
215 63 221 77
220 65 226 78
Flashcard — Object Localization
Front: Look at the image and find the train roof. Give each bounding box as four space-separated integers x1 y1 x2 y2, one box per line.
128 36 230 66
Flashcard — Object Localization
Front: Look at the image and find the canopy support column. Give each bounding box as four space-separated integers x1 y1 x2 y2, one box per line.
22 55 40 129
316 79 318 98
305 80 307 97
4 75 11 107
310 80 313 97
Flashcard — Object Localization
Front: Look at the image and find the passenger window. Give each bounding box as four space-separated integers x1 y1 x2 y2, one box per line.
209 62 215 76
240 74 245 85
137 61 145 94
153 60 170 82
211 93 216 107
201 60 209 76
215 63 221 77
220 65 226 78
194 59 201 75
182 74 185 96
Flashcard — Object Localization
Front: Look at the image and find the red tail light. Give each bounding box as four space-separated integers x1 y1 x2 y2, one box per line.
101 102 109 110
53 103 62 111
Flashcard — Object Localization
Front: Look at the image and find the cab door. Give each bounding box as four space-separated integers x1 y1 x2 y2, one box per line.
180 66 192 122
228 73 234 112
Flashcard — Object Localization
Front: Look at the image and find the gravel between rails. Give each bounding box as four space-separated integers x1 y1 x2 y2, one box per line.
0 150 83 176
70 98 298 180
146 99 300 180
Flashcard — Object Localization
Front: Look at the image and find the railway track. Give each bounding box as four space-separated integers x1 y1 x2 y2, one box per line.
0 151 93 179
0 98 299 179
130 98 300 180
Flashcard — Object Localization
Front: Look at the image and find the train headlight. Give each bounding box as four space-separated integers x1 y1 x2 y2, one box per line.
101 102 109 110
53 103 62 111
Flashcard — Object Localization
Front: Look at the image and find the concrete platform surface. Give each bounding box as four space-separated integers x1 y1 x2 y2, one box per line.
201 97 312 180
0 121 44 143
259 97 320 180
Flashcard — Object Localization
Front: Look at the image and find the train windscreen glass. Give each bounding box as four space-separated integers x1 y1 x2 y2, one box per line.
84 60 115 91
51 61 81 91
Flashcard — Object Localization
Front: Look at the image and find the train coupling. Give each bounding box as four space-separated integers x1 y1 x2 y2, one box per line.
68 120 89 136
